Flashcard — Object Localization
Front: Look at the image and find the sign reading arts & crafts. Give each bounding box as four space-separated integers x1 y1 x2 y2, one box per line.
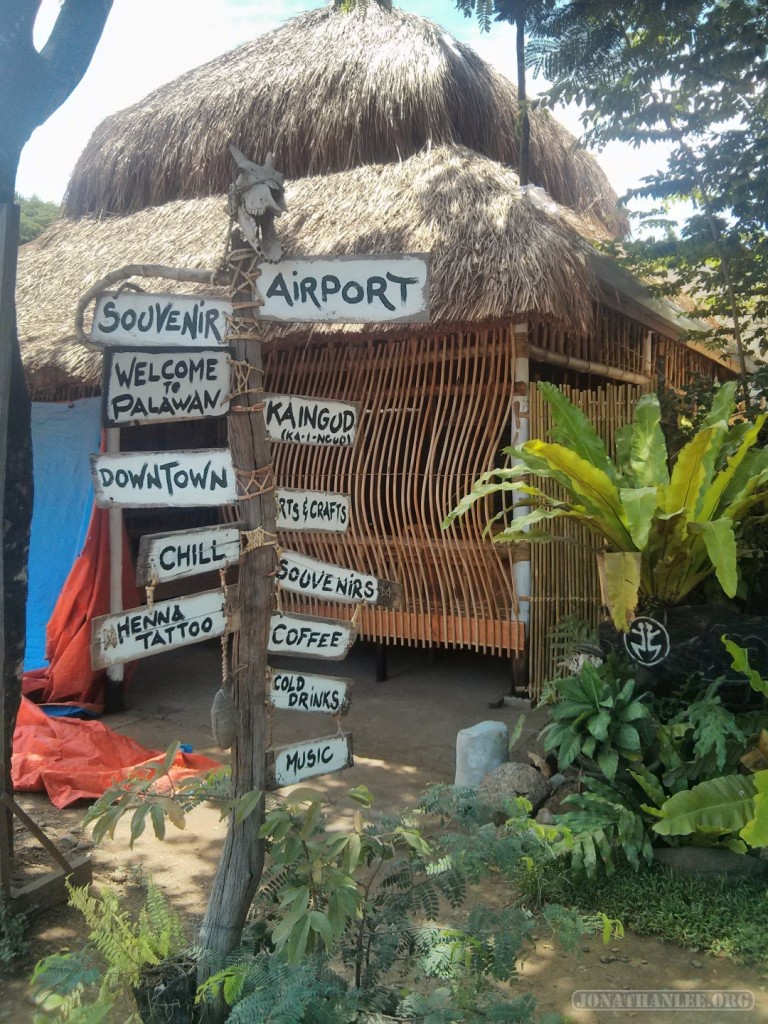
91 293 232 347
263 394 358 446
266 733 353 789
91 449 238 508
268 611 356 661
269 669 352 714
137 523 243 586
275 487 350 533
102 347 231 427
276 549 402 608
256 254 430 323
91 589 235 669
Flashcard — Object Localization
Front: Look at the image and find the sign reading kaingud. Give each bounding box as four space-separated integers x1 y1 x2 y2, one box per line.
102 347 231 427
91 293 232 347
91 449 237 508
255 254 430 323
263 394 358 446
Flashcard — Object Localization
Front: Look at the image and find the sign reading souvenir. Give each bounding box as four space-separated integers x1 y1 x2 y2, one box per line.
266 732 353 789
102 347 231 427
256 254 430 323
91 588 236 669
91 449 238 508
624 616 670 667
91 293 232 347
136 522 243 586
275 487 350 533
268 669 352 715
268 611 356 661
263 394 358 446
276 549 402 608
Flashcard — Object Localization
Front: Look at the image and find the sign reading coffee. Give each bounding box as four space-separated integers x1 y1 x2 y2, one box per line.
268 611 357 661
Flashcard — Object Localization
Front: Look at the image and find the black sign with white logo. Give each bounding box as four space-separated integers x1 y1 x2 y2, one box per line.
624 616 670 666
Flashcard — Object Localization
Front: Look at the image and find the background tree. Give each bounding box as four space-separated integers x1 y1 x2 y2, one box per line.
16 193 60 244
0 0 113 872
529 0 768 391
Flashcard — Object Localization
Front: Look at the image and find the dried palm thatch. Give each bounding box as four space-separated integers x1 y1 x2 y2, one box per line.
19 145 603 396
62 3 627 237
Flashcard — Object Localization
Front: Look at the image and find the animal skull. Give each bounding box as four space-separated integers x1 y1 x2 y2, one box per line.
228 143 287 262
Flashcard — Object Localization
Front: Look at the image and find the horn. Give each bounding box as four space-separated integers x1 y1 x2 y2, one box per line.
229 142 256 171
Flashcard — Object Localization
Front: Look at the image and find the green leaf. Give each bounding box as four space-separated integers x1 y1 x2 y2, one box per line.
538 381 618 482
149 803 166 842
161 741 181 775
653 775 756 836
600 551 641 631
347 784 374 806
587 710 611 741
629 394 669 487
234 789 263 825
597 748 619 781
741 770 768 848
129 804 150 849
688 518 737 596
722 636 768 696
619 486 658 550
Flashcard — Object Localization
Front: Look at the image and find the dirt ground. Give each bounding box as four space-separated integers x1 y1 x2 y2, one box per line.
5 640 768 1023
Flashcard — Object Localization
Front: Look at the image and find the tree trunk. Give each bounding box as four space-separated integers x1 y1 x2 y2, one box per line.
198 237 276 1019
516 10 530 187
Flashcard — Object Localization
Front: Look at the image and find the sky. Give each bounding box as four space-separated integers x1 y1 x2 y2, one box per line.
17 0 667 216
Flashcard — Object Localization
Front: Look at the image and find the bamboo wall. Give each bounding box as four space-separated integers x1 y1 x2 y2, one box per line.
262 329 524 655
527 382 649 698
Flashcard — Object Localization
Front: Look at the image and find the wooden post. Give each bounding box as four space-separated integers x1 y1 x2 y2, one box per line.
104 427 124 712
197 238 276 967
511 323 530 697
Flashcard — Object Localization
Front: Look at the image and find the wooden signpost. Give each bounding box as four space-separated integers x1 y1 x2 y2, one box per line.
91 448 238 508
102 347 231 427
268 669 351 714
91 589 236 669
136 522 243 586
266 733 354 789
268 611 357 661
275 487 350 533
91 293 232 347
276 549 402 608
263 394 358 446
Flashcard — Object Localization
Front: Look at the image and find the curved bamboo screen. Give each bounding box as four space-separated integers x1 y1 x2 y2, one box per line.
260 328 523 656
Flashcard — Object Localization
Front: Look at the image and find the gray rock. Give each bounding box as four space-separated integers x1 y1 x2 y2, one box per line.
478 761 551 816
654 846 768 879
454 721 508 787
549 773 567 791
535 807 555 825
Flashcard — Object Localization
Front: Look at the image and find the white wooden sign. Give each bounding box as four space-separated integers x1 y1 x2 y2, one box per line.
276 549 402 608
269 669 352 714
268 611 356 661
91 293 232 347
91 588 235 669
91 449 238 508
136 522 243 586
275 488 350 533
263 394 358 446
266 733 353 789
102 347 231 427
256 254 430 323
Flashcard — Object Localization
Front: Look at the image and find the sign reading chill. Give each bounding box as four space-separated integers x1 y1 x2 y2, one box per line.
256 254 429 323
102 347 231 427
92 293 232 347
137 523 243 586
91 449 237 508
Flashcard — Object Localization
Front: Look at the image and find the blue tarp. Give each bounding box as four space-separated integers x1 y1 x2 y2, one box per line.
24 399 101 671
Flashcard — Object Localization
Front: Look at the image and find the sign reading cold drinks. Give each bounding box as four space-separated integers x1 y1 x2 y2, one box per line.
269 669 352 714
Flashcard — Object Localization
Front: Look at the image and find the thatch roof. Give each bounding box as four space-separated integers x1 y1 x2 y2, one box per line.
19 145 604 395
62 3 626 238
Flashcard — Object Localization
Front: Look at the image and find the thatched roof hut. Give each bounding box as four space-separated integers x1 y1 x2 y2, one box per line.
19 145 608 397
63 2 626 237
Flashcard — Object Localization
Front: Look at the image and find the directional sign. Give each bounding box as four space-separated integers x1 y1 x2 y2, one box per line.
268 611 356 661
91 449 238 508
91 588 236 669
275 488 350 533
266 732 354 789
91 293 232 347
276 549 402 608
102 347 231 427
136 522 243 586
268 669 352 715
263 394 358 446
255 254 430 323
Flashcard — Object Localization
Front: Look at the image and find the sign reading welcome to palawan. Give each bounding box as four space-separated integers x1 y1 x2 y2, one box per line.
263 394 358 446
102 347 232 427
266 733 353 789
91 449 238 508
91 589 236 669
256 255 430 323
276 549 402 608
91 293 232 347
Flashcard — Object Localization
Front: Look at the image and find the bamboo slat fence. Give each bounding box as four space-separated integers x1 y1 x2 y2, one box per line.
259 328 524 655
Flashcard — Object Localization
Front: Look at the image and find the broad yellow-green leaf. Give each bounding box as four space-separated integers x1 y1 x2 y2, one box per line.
701 380 737 428
619 486 658 550
653 774 756 837
688 518 738 597
601 551 641 631
723 636 768 696
740 770 768 848
629 394 669 487
661 426 721 518
698 415 766 520
538 381 618 483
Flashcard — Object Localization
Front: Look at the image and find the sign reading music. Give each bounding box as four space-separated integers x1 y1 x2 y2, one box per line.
266 733 353 789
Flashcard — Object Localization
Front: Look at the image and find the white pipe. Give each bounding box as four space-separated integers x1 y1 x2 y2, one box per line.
511 325 530 628
105 428 124 685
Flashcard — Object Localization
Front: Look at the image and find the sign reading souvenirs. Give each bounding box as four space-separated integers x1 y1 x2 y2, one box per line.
263 394 358 446
256 255 430 323
102 347 232 427
277 549 402 608
91 449 238 508
275 487 350 533
91 293 232 347
266 733 353 789
268 669 352 715
623 616 671 667
136 523 243 586
91 589 235 669
268 611 357 661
